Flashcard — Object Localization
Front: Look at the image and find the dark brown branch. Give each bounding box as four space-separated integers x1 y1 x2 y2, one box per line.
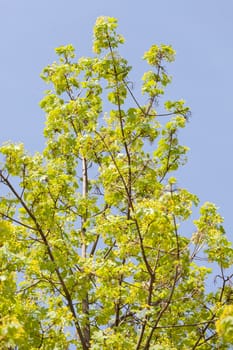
123 79 188 118
0 212 37 231
191 313 217 350
90 234 100 256
159 129 178 183
191 268 233 349
114 258 125 327
81 156 90 348
104 239 116 259
154 319 216 329
143 265 179 349
95 131 153 276
107 34 132 220
0 172 88 350
171 188 181 261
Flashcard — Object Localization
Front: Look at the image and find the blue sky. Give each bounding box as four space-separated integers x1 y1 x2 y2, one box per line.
1 0 233 240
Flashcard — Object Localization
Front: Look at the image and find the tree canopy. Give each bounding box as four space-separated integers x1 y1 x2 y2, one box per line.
1 16 233 349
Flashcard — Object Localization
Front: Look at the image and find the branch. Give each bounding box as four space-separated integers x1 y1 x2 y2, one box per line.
154 319 216 329
90 234 100 256
0 171 88 350
159 130 179 183
191 314 217 350
107 34 132 220
0 211 37 231
95 130 153 275
123 79 189 118
136 273 155 350
143 265 180 349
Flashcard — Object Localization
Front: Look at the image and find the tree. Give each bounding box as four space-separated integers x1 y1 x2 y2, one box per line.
0 16 233 350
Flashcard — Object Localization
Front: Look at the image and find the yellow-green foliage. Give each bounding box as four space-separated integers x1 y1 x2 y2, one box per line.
0 16 232 349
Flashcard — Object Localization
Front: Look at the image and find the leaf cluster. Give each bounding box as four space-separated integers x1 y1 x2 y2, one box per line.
0 16 233 350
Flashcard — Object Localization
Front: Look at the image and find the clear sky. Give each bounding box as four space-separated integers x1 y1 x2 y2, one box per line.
1 1 233 241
